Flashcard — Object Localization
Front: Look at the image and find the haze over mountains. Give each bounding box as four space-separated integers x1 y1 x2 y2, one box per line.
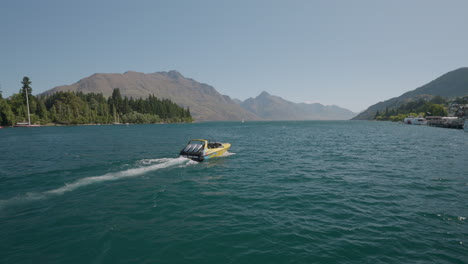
241 91 355 120
353 67 468 120
43 71 355 121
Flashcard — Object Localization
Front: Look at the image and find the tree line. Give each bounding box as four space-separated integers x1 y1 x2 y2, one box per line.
374 96 451 122
0 77 192 126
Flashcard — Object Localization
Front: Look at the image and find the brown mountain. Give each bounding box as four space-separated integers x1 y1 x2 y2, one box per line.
43 70 259 121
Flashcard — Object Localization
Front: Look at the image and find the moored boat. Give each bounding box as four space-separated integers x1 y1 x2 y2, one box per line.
464 119 468 132
14 123 40 127
180 139 231 162
403 117 427 125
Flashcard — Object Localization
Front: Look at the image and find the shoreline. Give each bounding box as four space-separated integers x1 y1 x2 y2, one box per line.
3 121 195 128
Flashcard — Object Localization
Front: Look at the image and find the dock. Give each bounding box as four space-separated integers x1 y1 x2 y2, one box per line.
427 116 465 129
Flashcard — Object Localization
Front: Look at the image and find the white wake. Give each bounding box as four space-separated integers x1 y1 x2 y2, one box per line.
0 157 196 209
221 151 236 157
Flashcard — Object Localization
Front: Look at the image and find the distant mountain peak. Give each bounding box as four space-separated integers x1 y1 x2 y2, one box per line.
304 101 321 105
257 91 271 97
166 70 184 79
241 91 355 120
122 70 185 79
453 67 468 72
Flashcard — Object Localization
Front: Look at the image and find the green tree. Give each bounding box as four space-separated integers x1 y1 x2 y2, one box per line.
21 77 32 96
430 96 447 104
427 104 447 116
3 87 192 125
374 110 380 119
36 100 49 123
0 98 16 126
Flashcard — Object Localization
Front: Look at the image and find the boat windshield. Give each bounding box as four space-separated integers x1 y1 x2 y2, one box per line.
189 140 205 146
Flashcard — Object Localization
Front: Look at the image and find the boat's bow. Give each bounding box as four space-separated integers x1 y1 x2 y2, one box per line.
204 143 231 160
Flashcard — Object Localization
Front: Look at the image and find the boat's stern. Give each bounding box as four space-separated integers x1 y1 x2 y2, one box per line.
179 139 208 162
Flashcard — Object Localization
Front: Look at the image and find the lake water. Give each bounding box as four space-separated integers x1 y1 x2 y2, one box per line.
0 121 467 263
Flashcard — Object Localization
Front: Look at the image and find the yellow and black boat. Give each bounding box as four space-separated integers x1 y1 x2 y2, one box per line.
179 139 231 162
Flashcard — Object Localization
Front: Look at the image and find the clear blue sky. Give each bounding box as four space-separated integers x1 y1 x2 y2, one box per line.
1 0 467 112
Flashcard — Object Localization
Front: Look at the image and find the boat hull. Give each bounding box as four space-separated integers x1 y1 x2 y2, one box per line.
403 117 427 125
179 140 231 162
13 124 41 127
203 144 231 160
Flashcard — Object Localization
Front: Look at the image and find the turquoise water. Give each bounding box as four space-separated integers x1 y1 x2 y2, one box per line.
1 121 467 263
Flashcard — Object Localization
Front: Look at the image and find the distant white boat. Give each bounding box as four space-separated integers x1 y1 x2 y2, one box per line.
13 123 41 127
14 123 40 127
403 117 427 125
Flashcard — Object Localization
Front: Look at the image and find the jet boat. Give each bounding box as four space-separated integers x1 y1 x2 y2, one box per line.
180 139 231 162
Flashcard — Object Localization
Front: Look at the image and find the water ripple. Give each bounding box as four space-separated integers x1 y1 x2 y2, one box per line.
1 122 467 263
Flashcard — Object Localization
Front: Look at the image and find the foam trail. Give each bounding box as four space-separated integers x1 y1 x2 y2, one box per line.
0 157 192 209
221 151 236 157
46 157 189 195
0 192 48 209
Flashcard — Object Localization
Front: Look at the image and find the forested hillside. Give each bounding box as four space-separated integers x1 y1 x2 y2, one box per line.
0 77 192 126
43 70 259 121
353 67 468 120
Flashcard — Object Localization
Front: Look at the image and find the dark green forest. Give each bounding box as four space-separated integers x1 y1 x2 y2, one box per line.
0 77 192 126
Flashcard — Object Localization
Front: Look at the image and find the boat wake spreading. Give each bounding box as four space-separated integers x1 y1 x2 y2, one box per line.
221 151 236 157
0 157 196 209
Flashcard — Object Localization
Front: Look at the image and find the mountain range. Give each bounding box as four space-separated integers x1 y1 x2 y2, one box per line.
353 67 468 120
241 91 355 120
42 71 355 121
